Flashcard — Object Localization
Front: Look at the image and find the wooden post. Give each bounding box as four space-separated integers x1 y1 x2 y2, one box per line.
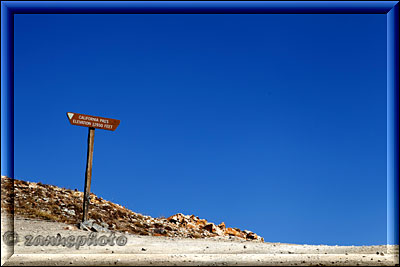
82 127 95 222
66 112 120 223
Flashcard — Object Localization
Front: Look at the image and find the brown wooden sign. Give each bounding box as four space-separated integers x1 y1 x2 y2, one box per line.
66 112 120 223
66 112 120 131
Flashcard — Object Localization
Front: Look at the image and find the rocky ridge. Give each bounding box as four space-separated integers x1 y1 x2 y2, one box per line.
1 176 263 242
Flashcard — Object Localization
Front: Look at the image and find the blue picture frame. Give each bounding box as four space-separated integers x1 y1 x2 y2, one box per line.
1 0 398 254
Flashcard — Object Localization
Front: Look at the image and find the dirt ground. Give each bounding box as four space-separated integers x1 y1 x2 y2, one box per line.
1 214 398 266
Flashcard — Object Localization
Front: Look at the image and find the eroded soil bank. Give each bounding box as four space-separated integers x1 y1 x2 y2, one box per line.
1 215 398 266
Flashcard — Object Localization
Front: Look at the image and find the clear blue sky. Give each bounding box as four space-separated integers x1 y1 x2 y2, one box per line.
14 14 387 246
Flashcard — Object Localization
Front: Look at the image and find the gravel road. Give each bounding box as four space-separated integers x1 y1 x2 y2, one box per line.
1 215 398 266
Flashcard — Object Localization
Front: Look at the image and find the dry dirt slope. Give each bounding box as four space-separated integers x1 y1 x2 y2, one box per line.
1 176 399 266
1 176 263 241
1 214 398 266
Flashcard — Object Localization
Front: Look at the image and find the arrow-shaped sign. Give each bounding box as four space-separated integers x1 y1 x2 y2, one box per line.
66 112 121 223
66 112 120 131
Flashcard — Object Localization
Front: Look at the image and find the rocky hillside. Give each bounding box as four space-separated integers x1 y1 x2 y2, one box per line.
1 176 263 242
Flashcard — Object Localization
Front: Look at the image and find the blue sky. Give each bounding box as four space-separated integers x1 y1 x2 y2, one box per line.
13 14 386 245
